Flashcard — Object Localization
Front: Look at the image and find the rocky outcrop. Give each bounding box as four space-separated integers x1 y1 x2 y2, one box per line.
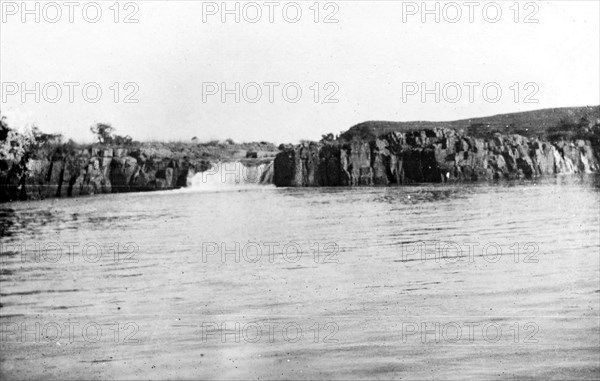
2 108 598 199
274 128 599 187
0 147 205 202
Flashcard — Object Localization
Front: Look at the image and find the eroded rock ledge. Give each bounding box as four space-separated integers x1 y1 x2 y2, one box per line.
273 129 598 187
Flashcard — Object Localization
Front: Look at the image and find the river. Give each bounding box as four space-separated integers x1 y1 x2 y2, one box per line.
1 174 599 380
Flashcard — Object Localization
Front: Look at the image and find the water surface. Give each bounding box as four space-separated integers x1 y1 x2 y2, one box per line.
1 175 599 380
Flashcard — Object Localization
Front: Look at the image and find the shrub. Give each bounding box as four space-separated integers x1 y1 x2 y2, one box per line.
90 123 115 144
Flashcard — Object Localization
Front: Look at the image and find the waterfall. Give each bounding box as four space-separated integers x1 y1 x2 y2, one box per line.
258 161 274 184
189 161 274 191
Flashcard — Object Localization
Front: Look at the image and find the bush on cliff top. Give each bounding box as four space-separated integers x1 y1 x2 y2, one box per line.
90 123 134 146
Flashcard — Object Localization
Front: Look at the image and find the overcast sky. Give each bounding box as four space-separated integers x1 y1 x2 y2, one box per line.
1 1 599 143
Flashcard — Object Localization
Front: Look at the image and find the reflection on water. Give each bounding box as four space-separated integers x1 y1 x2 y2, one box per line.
1 175 599 380
0 209 15 238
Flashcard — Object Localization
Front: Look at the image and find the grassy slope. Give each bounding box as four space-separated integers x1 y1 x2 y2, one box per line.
340 106 600 141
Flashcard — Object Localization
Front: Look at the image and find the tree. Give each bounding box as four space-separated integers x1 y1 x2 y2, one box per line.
90 123 115 144
320 133 335 143
0 115 31 163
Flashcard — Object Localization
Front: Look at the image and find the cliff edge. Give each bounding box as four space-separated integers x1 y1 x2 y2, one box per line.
274 106 600 187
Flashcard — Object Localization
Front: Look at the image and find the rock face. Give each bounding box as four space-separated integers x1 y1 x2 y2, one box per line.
0 147 202 202
2 123 598 200
273 128 599 187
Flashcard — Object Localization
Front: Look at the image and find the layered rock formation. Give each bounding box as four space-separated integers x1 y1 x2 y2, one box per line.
3 107 599 199
0 147 203 202
273 128 599 187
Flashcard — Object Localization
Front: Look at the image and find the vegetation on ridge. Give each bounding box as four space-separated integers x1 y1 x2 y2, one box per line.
0 116 279 169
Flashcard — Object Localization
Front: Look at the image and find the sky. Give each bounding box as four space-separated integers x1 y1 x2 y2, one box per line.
1 0 599 144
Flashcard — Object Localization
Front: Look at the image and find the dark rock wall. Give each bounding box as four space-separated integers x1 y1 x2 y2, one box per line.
2 127 598 200
0 147 199 202
273 128 599 187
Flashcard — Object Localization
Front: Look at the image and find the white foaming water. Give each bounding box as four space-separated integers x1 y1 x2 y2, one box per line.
188 161 274 192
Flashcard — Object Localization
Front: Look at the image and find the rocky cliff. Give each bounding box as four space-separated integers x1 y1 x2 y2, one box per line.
3 107 599 198
274 125 599 187
1 143 277 202
0 147 204 202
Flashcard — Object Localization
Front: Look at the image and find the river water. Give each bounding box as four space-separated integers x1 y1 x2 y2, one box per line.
1 175 599 380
